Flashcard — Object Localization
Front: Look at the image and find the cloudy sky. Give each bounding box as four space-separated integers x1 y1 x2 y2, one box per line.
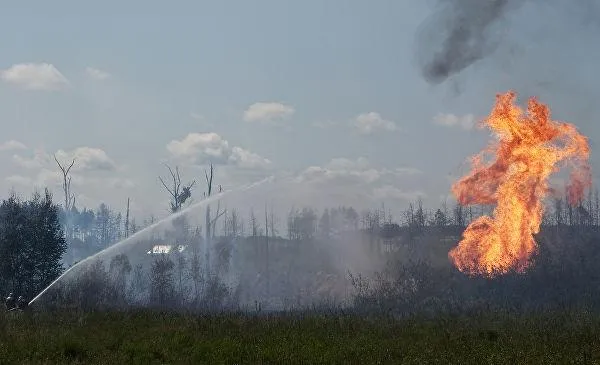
0 1 599 221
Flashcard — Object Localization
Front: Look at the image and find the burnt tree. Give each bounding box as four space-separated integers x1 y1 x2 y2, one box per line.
159 164 196 213
203 163 225 278
54 155 76 239
124 198 130 238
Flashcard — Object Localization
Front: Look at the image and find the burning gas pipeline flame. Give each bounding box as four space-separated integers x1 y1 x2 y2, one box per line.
449 91 592 277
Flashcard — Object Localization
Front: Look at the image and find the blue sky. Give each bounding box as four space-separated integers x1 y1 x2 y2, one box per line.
0 1 598 220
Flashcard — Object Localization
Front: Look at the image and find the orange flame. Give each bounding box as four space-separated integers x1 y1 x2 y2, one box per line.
449 91 592 277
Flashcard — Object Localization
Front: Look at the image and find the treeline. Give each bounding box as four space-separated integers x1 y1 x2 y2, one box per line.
3 183 598 300
57 185 600 255
60 204 145 249
7 182 600 312
44 253 234 312
39 189 600 314
364 188 600 234
286 206 359 240
282 187 600 243
48 183 600 276
0 190 66 300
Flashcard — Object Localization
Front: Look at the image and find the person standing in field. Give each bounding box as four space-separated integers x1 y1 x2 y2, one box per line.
17 296 27 310
5 292 16 311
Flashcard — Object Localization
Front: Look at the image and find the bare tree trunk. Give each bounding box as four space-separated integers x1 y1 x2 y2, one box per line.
269 204 277 239
54 155 75 240
250 209 258 238
205 204 211 278
203 163 219 280
594 189 600 227
264 203 270 303
211 200 224 240
125 198 130 238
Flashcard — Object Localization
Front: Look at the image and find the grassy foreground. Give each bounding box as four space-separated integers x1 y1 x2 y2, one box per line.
1 310 600 364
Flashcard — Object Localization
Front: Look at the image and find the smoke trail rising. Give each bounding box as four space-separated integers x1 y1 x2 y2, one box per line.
416 0 600 85
416 0 521 84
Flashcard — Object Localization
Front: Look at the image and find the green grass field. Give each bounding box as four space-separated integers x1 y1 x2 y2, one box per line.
1 310 599 364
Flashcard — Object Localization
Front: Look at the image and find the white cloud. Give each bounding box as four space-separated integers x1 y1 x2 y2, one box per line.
433 113 476 130
12 149 51 169
286 157 425 209
13 146 117 172
6 168 66 190
166 133 230 164
1 63 69 91
229 146 272 169
6 170 133 195
354 112 398 135
297 157 421 187
299 165 380 185
243 102 295 124
85 67 111 80
7 149 133 191
3 146 136 215
166 132 271 169
297 158 380 185
55 147 117 171
0 140 27 152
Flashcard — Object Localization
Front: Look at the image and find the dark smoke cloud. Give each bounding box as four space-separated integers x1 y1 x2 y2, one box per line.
416 0 600 85
416 0 523 85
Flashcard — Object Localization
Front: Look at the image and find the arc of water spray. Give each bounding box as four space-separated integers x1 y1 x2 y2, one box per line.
29 175 277 306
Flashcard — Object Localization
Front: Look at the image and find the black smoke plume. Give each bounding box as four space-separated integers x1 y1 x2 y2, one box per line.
416 0 522 85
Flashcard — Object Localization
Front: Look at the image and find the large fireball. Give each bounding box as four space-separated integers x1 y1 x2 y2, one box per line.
449 91 592 277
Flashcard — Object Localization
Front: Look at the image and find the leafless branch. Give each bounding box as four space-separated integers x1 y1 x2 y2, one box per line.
159 163 196 213
54 154 76 211
205 163 214 197
54 154 75 176
54 154 76 239
211 200 226 238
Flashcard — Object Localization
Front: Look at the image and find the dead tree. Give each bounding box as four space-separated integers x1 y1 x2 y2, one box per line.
54 155 76 239
223 208 243 238
125 198 130 238
268 204 278 239
203 163 225 278
159 164 196 213
594 188 600 230
211 200 225 239
264 203 270 301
